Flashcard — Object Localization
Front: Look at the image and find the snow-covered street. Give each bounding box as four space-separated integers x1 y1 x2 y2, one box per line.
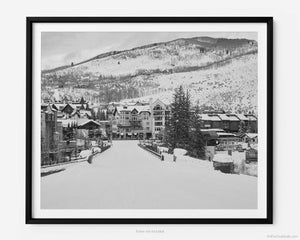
41 140 257 209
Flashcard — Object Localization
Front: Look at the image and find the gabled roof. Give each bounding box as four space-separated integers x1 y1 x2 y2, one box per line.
77 119 100 127
242 133 258 139
133 105 150 113
61 103 76 112
152 99 166 107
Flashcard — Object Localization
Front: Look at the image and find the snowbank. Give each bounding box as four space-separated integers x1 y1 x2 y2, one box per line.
232 151 257 177
79 149 92 158
213 153 233 163
92 147 101 154
173 148 187 156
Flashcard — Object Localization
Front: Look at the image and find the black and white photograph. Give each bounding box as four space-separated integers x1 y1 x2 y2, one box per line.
5 0 300 237
26 18 272 223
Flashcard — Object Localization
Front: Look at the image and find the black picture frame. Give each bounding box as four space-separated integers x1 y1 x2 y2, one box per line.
26 16 273 224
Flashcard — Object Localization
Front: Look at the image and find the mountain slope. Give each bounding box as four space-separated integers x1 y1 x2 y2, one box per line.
124 53 257 114
43 37 257 77
42 36 258 114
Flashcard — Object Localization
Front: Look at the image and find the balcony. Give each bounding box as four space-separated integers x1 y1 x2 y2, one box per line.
129 120 142 129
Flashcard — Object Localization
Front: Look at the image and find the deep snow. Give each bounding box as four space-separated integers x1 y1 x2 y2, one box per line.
41 140 257 209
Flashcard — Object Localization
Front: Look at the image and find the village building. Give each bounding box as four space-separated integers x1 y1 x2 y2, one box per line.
245 114 258 133
199 114 223 129
112 105 153 139
41 105 61 165
150 99 170 139
226 114 241 132
240 133 258 143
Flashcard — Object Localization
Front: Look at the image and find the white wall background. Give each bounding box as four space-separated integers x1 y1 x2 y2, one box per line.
0 0 299 239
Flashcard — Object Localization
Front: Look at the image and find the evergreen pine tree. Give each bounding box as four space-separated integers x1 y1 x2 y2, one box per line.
188 105 206 159
165 85 191 150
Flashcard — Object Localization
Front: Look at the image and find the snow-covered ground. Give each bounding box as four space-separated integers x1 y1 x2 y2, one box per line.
41 140 257 209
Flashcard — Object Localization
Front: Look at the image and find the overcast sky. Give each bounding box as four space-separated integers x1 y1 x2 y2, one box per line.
42 32 257 70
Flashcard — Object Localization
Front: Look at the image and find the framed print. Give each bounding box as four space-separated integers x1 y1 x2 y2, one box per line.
26 17 273 224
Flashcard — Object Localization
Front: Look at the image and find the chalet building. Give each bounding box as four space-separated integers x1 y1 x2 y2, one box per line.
110 99 171 140
199 114 223 129
216 132 240 151
113 106 131 138
240 133 258 143
217 114 231 130
199 113 258 133
112 105 152 139
150 99 170 139
51 98 91 119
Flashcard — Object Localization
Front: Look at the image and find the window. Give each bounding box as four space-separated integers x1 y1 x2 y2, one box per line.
153 105 163 110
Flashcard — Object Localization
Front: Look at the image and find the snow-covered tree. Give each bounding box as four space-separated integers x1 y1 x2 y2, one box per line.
165 85 191 151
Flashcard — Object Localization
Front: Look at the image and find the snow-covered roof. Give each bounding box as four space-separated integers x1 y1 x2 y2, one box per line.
199 114 221 121
77 119 100 127
52 103 66 110
116 105 150 113
59 119 101 128
226 115 240 121
244 133 258 139
201 128 225 133
217 114 231 121
151 99 167 107
246 115 257 121
116 106 131 112
236 114 248 121
213 154 233 163
132 105 150 113
217 132 237 138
